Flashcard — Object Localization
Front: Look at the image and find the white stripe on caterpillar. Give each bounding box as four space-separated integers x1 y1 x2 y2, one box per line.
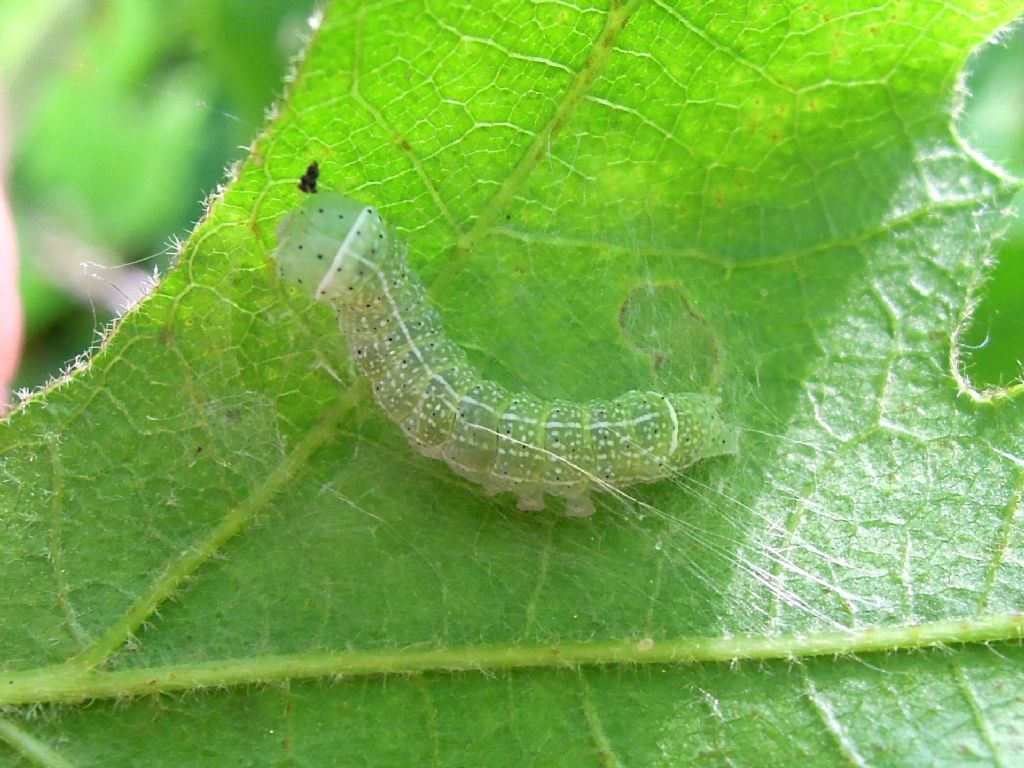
315 207 373 298
274 191 739 517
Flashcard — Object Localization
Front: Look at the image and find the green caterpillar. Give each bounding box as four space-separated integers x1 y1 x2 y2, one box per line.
273 190 738 516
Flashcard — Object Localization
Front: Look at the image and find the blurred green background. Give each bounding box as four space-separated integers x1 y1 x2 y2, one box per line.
1 0 316 389
959 25 1024 389
1 0 1021 393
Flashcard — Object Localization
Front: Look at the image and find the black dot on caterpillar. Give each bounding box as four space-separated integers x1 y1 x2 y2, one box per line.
273 191 739 517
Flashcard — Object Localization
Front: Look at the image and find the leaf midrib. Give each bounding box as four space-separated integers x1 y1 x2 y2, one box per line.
3 613 1022 705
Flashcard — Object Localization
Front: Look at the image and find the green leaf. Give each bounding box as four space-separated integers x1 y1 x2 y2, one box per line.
3 1 1024 765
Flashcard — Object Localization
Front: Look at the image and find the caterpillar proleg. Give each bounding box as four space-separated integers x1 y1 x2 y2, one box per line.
273 190 738 516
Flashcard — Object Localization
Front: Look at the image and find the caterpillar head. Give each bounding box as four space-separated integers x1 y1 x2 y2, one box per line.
666 393 739 468
273 192 389 305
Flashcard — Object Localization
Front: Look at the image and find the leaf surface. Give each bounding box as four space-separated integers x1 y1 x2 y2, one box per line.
2 1 1024 765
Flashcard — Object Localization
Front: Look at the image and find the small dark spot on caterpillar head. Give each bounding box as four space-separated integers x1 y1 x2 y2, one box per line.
356 230 362 235
336 267 342 273
347 285 354 291
317 253 324 260
196 445 203 453
379 234 384 240
297 278 304 284
298 244 303 250
318 208 325 214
